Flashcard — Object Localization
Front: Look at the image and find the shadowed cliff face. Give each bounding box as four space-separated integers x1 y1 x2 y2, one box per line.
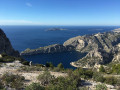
0 28 19 57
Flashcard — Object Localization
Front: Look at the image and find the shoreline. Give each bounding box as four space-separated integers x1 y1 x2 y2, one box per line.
70 62 80 68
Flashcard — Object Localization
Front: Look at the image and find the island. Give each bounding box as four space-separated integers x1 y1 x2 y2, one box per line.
46 28 67 31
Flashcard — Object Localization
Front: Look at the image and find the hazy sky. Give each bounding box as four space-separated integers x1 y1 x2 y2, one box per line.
0 0 120 25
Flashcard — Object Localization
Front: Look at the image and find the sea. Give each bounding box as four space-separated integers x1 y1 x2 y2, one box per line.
1 25 120 69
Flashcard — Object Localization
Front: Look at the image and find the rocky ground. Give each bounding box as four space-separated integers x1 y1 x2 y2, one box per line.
0 61 118 90
0 61 67 85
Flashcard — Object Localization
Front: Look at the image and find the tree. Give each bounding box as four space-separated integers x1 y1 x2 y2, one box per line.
25 83 45 90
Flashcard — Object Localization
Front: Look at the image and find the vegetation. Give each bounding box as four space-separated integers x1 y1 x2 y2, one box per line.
0 53 29 65
111 64 120 74
47 76 79 90
25 83 45 90
38 71 55 86
46 62 54 69
95 84 107 90
93 72 105 82
1 53 120 90
99 65 105 72
1 73 25 89
0 80 4 89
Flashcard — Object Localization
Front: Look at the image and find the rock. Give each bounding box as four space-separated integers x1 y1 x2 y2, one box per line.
21 44 75 55
64 32 120 53
0 28 19 57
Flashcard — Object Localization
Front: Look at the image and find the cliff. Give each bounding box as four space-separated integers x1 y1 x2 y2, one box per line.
0 28 19 57
21 44 74 55
63 32 120 53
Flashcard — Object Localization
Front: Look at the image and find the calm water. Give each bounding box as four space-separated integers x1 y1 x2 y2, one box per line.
1 25 120 68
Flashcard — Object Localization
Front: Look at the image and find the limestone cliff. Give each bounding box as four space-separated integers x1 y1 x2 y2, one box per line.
21 44 74 55
0 28 19 57
64 32 120 53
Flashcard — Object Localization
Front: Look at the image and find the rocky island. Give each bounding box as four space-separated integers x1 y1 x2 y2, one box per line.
46 28 67 31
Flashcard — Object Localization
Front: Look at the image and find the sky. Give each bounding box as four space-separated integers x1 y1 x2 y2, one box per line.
0 0 120 26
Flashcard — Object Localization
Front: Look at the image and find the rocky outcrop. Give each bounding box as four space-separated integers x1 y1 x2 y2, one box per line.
0 28 19 57
21 44 74 55
71 49 112 68
64 32 120 53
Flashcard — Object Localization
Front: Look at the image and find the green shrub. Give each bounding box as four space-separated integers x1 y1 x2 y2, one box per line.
25 83 45 90
47 76 79 90
37 71 55 86
21 61 29 65
73 68 93 79
19 66 43 72
95 84 107 90
57 63 64 70
46 62 54 68
93 72 105 82
104 76 117 85
1 73 25 89
99 65 105 72
111 64 120 74
0 80 4 89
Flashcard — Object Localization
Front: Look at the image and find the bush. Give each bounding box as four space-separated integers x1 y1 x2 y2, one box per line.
25 83 45 90
19 66 43 72
46 62 54 68
57 63 64 70
95 84 107 90
37 71 55 86
1 73 25 89
21 61 29 65
99 65 105 72
111 64 120 74
93 72 105 82
73 68 93 79
0 80 4 89
47 76 79 90
104 76 117 85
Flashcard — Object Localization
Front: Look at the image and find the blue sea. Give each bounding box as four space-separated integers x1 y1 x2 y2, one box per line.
1 25 120 68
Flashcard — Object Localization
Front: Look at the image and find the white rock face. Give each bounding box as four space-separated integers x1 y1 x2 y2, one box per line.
0 54 2 58
113 28 120 32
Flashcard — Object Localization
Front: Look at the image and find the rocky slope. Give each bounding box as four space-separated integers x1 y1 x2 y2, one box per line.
0 28 19 57
21 44 74 55
63 32 120 53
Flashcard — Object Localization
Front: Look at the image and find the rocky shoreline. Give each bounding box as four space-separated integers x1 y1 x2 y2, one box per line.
20 44 75 55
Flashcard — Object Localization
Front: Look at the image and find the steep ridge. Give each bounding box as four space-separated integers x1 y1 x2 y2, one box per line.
21 44 74 55
0 28 19 57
